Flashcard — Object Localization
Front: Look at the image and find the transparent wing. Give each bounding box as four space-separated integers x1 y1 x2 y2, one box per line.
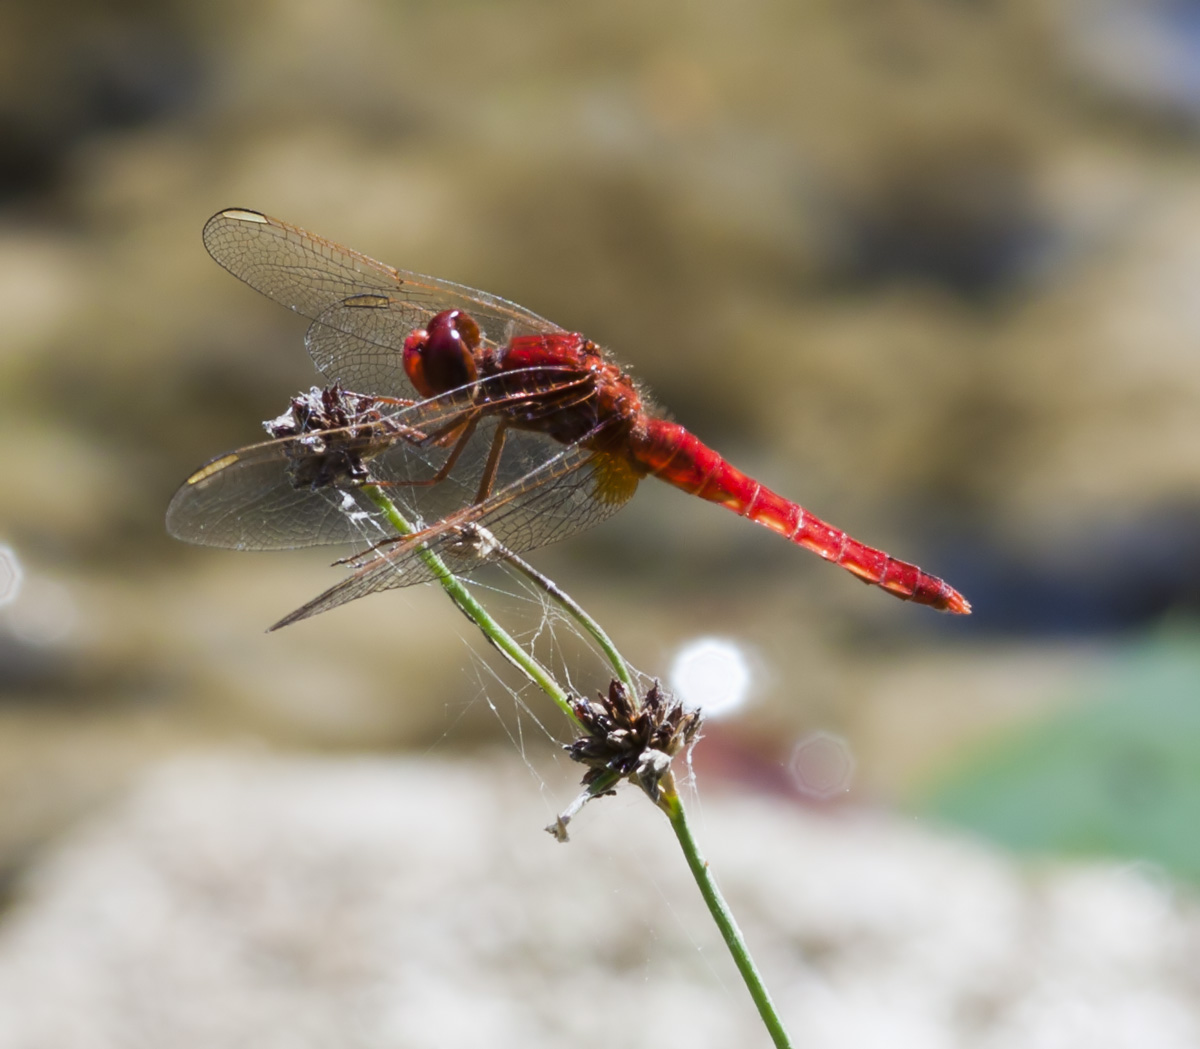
167 382 483 550
166 442 393 550
166 370 593 551
271 431 639 628
203 208 563 396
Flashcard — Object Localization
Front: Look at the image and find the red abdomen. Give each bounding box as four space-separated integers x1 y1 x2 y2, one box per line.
629 418 970 614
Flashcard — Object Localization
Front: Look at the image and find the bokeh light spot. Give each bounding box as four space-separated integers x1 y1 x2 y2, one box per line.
669 637 751 718
789 731 855 800
0 545 22 607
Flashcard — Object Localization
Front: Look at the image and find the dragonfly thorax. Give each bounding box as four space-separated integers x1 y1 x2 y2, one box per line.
403 309 482 398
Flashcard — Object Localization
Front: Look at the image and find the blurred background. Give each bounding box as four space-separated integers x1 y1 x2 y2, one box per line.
2 0 1200 1044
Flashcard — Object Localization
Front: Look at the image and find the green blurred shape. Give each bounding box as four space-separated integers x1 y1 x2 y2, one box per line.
917 629 1200 881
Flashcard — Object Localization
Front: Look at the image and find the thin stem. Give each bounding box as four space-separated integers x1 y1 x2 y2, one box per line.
662 786 795 1049
361 485 576 724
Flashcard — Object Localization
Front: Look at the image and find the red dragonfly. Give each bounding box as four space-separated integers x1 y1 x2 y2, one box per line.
168 208 970 628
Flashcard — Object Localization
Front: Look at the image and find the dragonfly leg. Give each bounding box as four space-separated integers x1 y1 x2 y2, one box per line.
376 409 471 451
474 422 510 504
417 413 479 448
372 414 481 491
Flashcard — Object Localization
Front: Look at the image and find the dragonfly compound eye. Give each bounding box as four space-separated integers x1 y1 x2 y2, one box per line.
403 309 481 397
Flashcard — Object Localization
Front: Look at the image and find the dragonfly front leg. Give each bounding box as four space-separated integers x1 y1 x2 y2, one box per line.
373 413 481 491
372 395 417 408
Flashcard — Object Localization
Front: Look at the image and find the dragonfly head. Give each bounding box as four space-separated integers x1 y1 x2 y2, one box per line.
403 309 481 397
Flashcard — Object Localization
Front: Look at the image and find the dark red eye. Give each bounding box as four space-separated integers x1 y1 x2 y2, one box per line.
403 309 481 397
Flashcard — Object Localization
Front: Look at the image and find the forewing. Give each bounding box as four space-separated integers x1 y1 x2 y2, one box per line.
165 440 393 550
166 371 590 551
166 386 489 550
203 208 563 395
271 433 639 628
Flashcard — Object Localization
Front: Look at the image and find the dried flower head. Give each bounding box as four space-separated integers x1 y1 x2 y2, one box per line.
565 679 702 806
262 383 402 491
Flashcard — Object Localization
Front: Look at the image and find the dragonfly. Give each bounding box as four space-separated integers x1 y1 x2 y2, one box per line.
167 208 970 628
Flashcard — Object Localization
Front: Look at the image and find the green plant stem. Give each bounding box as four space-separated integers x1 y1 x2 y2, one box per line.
360 484 793 1048
662 786 794 1049
361 486 576 724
